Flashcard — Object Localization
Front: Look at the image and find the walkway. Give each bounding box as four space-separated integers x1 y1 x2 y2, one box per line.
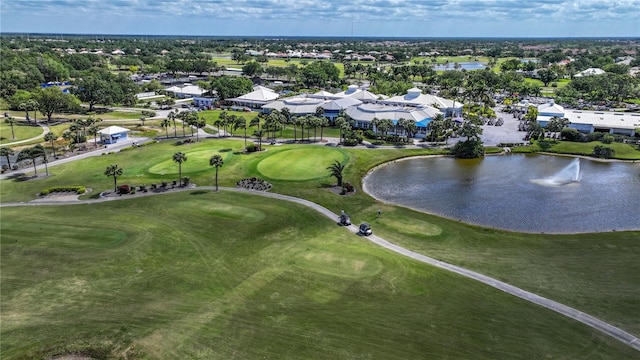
2 186 638 352
2 122 49 146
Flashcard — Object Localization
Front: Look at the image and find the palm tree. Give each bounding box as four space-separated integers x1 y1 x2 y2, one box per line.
249 114 261 132
172 152 187 186
4 117 17 139
168 110 178 138
234 116 248 147
291 115 301 141
1 146 15 169
317 116 329 140
209 154 224 191
280 107 291 137
326 160 346 187
140 117 146 126
87 125 100 148
227 114 238 136
371 117 381 138
196 116 206 141
17 145 46 176
34 144 49 176
18 102 31 123
253 129 264 150
104 164 124 191
161 118 171 138
44 132 58 157
335 115 346 143
27 99 39 123
219 111 228 136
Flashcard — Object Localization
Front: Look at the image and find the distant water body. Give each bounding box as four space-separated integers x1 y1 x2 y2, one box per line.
432 62 486 71
363 154 640 234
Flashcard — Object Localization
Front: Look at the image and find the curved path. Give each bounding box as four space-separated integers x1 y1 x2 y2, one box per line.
1 186 639 352
2 123 49 146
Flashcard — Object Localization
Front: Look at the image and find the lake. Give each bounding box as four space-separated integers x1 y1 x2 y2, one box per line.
433 62 486 71
363 154 640 233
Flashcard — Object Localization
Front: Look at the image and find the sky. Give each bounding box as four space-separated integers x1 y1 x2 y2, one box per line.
1 0 639 38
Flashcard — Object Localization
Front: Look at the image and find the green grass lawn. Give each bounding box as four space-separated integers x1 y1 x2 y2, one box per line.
533 140 640 160
2 140 639 358
0 120 44 145
2 192 639 359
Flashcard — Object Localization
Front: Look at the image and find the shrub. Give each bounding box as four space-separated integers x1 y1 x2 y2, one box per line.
586 132 605 142
246 143 260 152
118 184 130 194
561 128 585 142
40 186 86 195
452 139 485 158
130 187 136 194
342 182 354 193
592 145 615 158
343 138 359 146
182 177 190 186
601 134 614 144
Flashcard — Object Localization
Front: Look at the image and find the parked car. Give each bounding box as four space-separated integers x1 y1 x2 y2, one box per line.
358 222 372 236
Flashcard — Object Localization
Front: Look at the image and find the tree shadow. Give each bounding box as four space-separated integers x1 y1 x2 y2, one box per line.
189 190 209 195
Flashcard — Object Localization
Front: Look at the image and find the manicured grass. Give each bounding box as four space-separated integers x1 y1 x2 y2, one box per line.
0 120 43 145
2 192 638 359
1 140 639 354
510 140 640 160
545 141 640 160
256 147 348 180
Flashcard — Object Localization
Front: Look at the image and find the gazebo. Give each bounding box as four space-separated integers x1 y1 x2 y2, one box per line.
98 126 130 144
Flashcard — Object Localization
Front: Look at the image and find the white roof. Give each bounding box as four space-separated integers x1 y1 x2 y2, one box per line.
565 111 640 130
538 111 640 130
262 96 324 114
322 97 362 111
537 101 565 116
165 84 205 96
333 85 384 102
345 103 442 123
232 86 279 102
313 90 336 97
574 68 605 77
98 126 130 135
383 87 459 109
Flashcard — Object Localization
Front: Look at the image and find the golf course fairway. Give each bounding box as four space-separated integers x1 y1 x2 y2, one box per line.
1 191 638 359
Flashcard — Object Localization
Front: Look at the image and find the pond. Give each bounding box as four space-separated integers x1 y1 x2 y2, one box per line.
433 62 487 71
363 154 640 233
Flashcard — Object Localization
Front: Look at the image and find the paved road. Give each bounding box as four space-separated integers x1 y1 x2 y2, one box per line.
2 186 639 352
0 136 152 180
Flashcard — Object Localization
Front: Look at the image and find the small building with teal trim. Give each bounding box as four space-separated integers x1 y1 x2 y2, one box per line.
98 126 131 144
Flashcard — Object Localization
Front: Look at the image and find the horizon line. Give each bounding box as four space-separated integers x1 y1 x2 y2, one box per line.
2 32 640 40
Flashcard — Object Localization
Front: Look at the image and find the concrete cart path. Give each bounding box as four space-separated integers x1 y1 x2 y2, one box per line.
2 124 50 146
2 186 639 352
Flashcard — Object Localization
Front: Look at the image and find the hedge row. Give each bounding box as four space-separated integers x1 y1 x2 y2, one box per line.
40 186 86 195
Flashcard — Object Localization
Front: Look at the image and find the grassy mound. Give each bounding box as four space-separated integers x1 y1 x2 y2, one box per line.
148 149 233 175
256 148 348 181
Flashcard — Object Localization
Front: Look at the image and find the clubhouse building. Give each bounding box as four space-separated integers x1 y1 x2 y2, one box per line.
537 100 638 137
246 85 462 138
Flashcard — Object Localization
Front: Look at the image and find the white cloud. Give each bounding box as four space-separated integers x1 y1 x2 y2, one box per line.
1 0 638 36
